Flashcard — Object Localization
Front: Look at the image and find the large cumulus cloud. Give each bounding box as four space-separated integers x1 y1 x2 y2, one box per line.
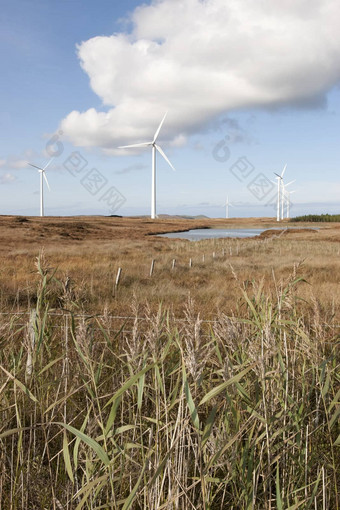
60 0 340 150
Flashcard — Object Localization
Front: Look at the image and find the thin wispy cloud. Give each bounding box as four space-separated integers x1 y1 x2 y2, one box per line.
217 118 255 145
0 172 16 184
1 149 41 170
8 159 28 169
115 163 147 175
60 0 340 151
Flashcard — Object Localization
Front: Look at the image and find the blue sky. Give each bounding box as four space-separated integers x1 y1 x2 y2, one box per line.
1 0 339 218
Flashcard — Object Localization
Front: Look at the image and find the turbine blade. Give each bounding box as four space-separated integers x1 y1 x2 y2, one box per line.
274 173 281 179
118 142 152 149
153 112 168 143
43 171 51 191
43 158 53 171
281 164 287 178
155 144 175 171
28 163 43 171
285 179 296 187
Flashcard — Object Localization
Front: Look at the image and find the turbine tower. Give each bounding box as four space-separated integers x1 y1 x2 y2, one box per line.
118 112 175 219
28 159 52 217
281 179 295 220
274 164 286 222
284 188 296 219
224 196 234 219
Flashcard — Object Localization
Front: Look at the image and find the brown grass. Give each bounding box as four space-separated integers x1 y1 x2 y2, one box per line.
1 215 340 321
0 215 339 509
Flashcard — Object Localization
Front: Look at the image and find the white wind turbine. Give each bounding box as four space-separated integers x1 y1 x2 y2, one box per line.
28 159 52 217
274 164 286 222
224 196 234 219
118 112 175 219
284 188 296 219
281 179 295 220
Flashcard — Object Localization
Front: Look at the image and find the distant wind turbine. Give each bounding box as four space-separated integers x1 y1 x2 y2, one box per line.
28 159 52 217
274 164 286 222
284 188 296 219
224 196 234 219
281 180 295 220
118 112 175 219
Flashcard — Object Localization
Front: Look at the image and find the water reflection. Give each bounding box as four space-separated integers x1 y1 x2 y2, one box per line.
158 228 265 241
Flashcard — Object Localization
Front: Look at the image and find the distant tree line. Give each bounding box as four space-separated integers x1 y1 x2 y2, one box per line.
292 213 340 222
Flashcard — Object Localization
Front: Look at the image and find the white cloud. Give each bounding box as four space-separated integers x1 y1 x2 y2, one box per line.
60 0 340 150
10 159 29 169
1 149 44 170
0 172 16 184
0 157 28 170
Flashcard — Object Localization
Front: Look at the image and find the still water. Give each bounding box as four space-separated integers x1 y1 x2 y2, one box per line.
158 228 266 241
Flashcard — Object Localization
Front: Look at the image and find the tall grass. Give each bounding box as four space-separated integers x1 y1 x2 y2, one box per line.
0 257 339 509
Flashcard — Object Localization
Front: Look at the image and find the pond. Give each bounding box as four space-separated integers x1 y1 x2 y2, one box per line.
157 228 266 241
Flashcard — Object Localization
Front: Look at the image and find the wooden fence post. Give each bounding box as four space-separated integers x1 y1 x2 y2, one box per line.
25 309 37 382
114 267 122 296
116 267 122 286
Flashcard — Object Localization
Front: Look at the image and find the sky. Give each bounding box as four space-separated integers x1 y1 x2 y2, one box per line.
1 0 340 218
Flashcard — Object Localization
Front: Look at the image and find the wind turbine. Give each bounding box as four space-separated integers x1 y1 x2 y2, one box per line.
224 196 234 219
118 112 175 219
284 188 296 219
281 179 295 220
274 164 286 222
28 159 52 217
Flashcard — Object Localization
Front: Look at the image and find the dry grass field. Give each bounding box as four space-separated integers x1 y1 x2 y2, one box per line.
1 214 340 320
0 215 339 509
